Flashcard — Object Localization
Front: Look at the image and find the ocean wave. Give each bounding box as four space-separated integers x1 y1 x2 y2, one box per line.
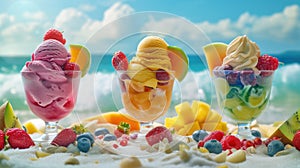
0 63 299 124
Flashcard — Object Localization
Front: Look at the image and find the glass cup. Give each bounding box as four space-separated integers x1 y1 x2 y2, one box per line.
116 69 175 126
213 69 275 139
21 70 81 142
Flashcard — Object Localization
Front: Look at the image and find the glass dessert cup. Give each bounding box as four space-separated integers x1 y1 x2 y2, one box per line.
213 69 275 139
21 70 81 143
116 70 175 128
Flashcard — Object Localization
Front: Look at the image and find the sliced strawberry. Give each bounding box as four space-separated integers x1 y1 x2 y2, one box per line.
51 128 77 147
112 51 128 71
6 128 35 149
145 126 172 146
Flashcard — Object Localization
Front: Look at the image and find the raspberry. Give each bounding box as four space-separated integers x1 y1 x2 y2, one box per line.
221 135 242 150
43 28 66 44
292 131 300 151
145 126 173 146
241 139 255 149
256 54 279 76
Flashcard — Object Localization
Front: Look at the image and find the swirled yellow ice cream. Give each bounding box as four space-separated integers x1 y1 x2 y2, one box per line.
222 35 260 71
129 36 172 73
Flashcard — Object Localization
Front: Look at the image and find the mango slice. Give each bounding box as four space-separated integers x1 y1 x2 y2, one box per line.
69 44 91 77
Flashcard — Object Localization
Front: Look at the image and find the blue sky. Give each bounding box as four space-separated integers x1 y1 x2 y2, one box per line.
1 0 300 55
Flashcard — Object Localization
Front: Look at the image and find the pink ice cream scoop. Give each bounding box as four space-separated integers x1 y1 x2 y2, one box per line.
21 39 81 122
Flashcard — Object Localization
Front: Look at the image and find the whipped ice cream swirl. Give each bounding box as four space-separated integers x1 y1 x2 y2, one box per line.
223 35 260 71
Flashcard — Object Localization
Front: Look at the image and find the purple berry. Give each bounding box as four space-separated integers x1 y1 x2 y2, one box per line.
240 70 256 86
226 71 241 86
156 69 170 81
213 65 233 77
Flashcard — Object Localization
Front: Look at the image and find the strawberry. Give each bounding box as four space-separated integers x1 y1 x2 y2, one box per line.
112 51 128 71
221 135 241 150
292 130 300 151
145 126 172 146
114 122 130 138
6 128 35 149
203 130 224 142
51 128 76 147
0 130 5 150
43 28 66 44
256 54 279 76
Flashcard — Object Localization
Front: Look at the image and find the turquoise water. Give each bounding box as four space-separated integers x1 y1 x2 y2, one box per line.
0 53 299 125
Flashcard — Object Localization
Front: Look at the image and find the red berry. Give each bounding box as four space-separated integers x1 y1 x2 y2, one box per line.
197 141 205 148
292 131 300 151
114 129 124 138
203 130 224 142
113 143 119 149
6 128 35 149
51 128 77 147
156 69 170 85
64 63 81 77
221 135 242 150
256 54 279 76
241 139 255 149
112 51 128 71
263 137 281 146
43 28 66 44
0 130 5 150
145 126 173 146
253 137 263 146
119 139 128 146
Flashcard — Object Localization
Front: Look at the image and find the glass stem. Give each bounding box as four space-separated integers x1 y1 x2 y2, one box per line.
43 121 58 141
237 122 253 139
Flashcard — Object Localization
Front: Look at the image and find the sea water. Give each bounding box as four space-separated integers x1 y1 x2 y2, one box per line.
0 54 299 125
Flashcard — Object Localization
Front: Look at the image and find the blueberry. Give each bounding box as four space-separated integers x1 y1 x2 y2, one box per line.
267 140 284 156
226 71 242 86
94 128 110 136
103 134 117 141
77 132 95 146
251 130 262 138
240 70 256 86
77 137 91 153
192 130 208 142
204 139 222 154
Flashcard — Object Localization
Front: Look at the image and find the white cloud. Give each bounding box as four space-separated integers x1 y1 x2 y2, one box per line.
102 2 134 25
0 13 14 27
196 4 300 43
23 11 46 20
79 4 96 12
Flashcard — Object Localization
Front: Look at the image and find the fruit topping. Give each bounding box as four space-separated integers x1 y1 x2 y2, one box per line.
292 130 300 151
240 70 256 86
6 128 35 149
192 130 208 142
145 126 173 146
51 128 77 147
156 69 170 85
112 51 129 71
43 28 66 44
267 140 284 156
167 46 189 81
204 139 222 154
256 54 279 76
69 44 91 77
117 122 130 134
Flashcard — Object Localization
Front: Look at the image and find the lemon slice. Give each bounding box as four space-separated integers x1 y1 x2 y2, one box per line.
214 78 230 97
69 44 91 77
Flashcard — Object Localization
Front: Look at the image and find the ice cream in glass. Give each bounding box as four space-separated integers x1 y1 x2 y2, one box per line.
203 35 279 139
21 29 90 142
112 36 188 124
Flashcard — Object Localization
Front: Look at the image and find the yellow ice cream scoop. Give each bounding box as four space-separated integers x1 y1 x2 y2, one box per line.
137 36 168 52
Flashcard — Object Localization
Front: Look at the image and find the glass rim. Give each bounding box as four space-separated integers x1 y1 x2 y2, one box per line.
212 69 276 72
21 70 82 73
